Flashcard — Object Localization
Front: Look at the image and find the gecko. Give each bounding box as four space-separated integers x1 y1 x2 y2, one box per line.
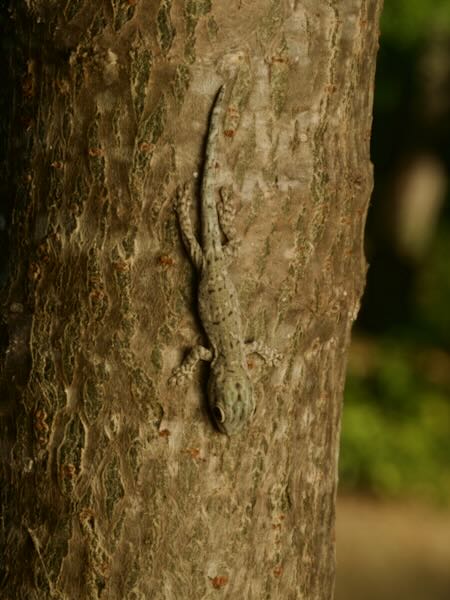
169 85 281 435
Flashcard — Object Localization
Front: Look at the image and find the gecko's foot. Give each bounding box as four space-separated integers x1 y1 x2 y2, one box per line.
168 368 189 387
267 350 283 367
168 345 213 387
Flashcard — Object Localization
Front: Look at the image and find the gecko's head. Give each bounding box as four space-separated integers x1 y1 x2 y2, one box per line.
208 369 254 435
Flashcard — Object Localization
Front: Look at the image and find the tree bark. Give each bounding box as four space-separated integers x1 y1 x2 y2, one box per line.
0 1 382 598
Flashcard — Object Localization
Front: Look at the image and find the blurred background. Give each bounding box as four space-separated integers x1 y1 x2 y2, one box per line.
336 2 450 599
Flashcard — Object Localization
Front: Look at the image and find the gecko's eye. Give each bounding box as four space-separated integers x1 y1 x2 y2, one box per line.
214 405 226 423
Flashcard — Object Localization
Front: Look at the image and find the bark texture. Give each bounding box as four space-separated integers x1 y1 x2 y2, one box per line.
0 1 382 598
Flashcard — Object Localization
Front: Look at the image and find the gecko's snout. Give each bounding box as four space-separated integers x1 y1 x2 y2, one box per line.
208 370 254 435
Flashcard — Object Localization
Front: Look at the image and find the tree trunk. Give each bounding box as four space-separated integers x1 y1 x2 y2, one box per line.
0 1 382 598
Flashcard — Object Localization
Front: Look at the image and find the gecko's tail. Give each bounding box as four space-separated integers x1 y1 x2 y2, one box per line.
200 85 227 247
202 85 226 200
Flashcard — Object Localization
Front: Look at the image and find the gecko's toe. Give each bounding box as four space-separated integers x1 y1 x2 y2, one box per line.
168 371 182 386
271 352 283 367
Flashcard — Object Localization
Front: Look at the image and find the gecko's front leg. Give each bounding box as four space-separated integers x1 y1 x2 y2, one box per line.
169 345 213 386
246 340 283 367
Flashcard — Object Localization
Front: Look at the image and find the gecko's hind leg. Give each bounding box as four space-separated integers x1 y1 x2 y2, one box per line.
169 345 213 386
175 185 203 270
218 186 240 259
246 340 282 367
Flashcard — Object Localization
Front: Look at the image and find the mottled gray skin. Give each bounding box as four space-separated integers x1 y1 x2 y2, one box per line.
170 87 280 435
199 245 255 435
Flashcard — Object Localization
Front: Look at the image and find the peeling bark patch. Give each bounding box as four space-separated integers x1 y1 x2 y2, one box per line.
259 0 284 42
44 518 71 583
207 15 218 39
112 0 136 32
83 375 105 422
87 114 106 184
184 0 212 62
89 11 108 38
132 97 167 187
140 98 166 146
130 35 153 121
157 0 176 54
121 224 138 258
33 408 50 448
57 415 85 497
269 36 290 118
172 63 191 106
64 0 83 21
104 455 125 519
223 61 253 138
61 320 77 383
79 508 112 596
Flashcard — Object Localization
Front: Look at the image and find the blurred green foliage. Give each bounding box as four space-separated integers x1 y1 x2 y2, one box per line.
341 338 450 504
415 225 450 347
381 0 450 48
339 2 450 504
